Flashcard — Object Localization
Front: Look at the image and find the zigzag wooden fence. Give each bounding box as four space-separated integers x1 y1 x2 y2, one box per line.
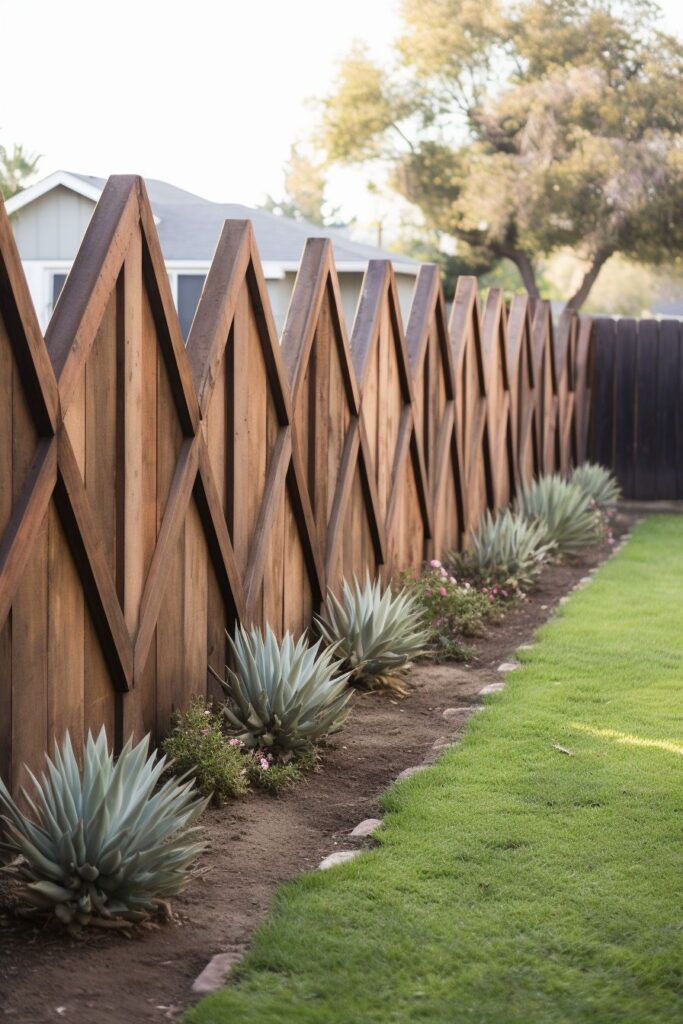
0 176 590 792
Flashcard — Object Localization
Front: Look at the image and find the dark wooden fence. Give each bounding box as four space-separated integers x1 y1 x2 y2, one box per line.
590 317 683 499
0 176 592 792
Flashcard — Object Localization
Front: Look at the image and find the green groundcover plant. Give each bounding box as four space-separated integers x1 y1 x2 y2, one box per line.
163 698 320 800
400 561 493 660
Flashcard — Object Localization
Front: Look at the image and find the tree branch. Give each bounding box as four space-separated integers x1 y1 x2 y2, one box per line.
564 249 613 311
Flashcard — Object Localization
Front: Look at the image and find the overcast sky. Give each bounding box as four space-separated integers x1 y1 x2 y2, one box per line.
2 0 682 236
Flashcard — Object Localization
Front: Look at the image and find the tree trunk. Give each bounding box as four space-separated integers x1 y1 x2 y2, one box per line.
564 250 612 312
511 250 540 299
495 247 540 298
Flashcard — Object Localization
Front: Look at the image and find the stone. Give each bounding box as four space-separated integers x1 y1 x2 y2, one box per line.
479 681 505 695
497 661 520 673
192 949 245 995
579 575 592 586
318 850 361 871
349 818 383 839
396 765 428 782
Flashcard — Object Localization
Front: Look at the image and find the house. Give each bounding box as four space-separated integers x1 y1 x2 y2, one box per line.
6 170 419 336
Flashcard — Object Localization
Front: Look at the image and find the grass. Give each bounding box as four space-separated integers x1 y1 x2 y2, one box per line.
188 517 683 1024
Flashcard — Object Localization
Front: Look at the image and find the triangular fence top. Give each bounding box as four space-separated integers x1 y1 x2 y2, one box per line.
0 177 592 792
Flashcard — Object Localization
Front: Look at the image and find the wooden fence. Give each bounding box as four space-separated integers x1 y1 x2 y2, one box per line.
590 317 683 499
0 176 591 791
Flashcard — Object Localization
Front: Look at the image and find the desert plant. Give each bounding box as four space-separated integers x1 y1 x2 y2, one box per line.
0 729 206 929
516 475 602 557
571 463 621 508
316 574 430 692
162 698 249 806
452 509 554 593
400 561 492 661
211 625 352 755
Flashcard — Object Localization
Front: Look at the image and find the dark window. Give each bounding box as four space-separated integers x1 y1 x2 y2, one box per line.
177 274 206 340
52 272 67 311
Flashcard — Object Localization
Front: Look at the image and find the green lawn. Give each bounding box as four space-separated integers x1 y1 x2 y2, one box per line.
188 517 683 1024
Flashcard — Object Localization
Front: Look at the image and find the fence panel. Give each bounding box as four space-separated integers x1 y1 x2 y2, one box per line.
590 318 683 499
0 176 588 791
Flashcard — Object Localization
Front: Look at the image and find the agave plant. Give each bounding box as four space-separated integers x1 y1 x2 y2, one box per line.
211 624 352 754
0 729 207 929
516 474 602 557
452 508 554 591
571 462 621 508
316 574 430 693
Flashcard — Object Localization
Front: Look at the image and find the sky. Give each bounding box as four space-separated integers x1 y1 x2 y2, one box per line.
2 0 682 240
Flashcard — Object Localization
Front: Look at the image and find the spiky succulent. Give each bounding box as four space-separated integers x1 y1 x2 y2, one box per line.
0 729 207 930
316 574 430 693
211 625 352 754
452 509 554 591
571 462 621 508
516 474 602 557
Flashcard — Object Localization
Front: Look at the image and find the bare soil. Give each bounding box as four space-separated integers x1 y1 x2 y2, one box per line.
0 515 636 1023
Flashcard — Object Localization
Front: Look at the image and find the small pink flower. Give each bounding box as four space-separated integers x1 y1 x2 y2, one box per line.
430 559 441 569
260 757 270 770
439 587 447 597
229 737 243 747
440 567 448 578
200 727 212 736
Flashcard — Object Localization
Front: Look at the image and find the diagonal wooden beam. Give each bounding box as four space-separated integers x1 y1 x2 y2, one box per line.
54 430 133 691
0 199 59 435
186 220 251 416
0 439 57 628
134 438 199 680
137 179 199 436
46 176 139 415
243 427 292 619
195 439 245 623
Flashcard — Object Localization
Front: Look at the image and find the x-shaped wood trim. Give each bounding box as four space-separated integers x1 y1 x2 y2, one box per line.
450 278 495 521
406 264 467 549
187 220 325 623
351 260 432 549
281 238 386 580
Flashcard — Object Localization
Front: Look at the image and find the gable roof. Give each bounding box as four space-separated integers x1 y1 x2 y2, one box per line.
6 170 419 275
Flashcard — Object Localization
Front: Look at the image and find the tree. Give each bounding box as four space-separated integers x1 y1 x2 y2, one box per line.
318 1 683 310
0 143 40 200
262 143 345 227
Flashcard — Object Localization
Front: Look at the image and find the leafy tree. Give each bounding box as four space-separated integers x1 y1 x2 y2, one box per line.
318 1 683 310
0 143 40 200
262 143 346 227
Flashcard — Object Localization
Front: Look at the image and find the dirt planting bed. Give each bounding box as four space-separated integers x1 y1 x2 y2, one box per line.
0 515 635 1023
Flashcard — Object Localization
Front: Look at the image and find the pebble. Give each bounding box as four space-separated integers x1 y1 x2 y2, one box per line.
479 681 505 695
432 735 451 751
497 661 520 673
349 818 383 839
396 765 428 782
318 850 361 871
192 949 245 994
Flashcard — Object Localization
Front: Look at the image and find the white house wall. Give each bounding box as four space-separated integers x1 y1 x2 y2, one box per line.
10 186 96 260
